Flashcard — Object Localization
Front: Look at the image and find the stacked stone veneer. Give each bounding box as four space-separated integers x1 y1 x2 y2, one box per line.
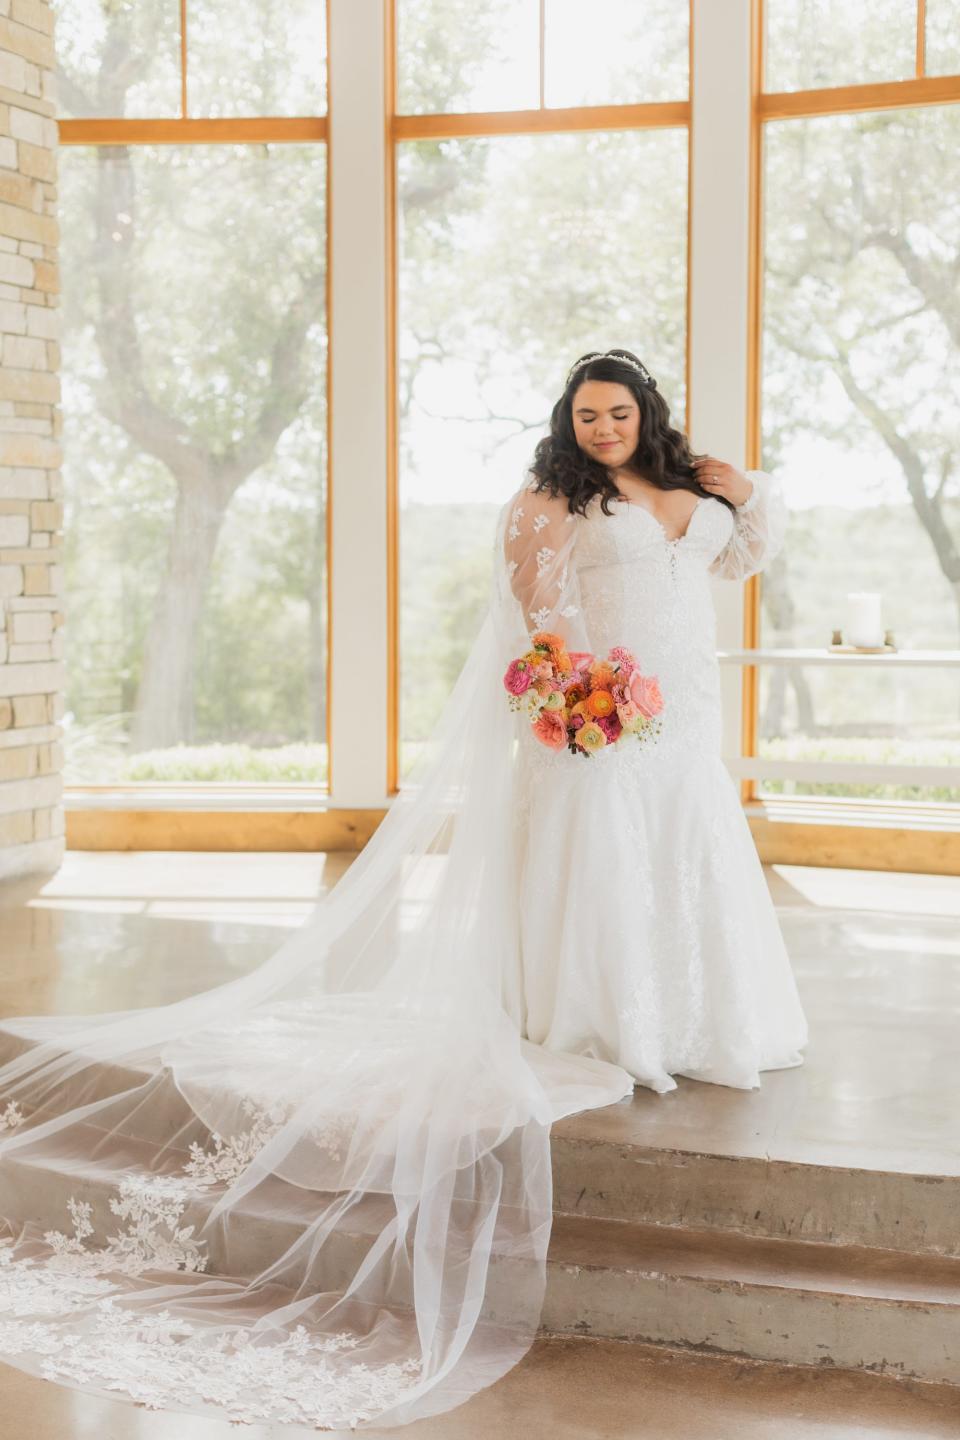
0 0 63 880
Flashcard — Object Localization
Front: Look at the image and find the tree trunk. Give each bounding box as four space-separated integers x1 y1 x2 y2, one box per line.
130 479 231 751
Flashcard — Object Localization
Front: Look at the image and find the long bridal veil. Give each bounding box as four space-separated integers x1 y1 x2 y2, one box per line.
0 474 634 1430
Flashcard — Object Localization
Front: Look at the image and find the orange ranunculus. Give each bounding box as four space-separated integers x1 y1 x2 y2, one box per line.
564 686 586 708
586 689 615 718
555 651 572 673
532 631 565 656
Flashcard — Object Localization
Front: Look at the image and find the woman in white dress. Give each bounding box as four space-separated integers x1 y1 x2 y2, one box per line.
0 347 805 1431
504 347 808 1092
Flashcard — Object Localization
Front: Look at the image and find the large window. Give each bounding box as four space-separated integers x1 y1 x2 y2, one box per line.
394 2 690 779
57 3 329 788
757 3 960 803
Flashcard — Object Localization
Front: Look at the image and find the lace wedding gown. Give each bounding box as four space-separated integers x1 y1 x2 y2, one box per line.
504 472 808 1092
0 466 805 1431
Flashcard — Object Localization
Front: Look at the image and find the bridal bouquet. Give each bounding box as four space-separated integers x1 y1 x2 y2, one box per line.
503 631 664 757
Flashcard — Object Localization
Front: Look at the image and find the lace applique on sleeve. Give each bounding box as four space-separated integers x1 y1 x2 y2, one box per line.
708 469 788 581
502 482 586 648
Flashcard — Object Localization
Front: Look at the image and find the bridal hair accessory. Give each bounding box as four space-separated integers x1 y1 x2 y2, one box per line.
503 632 665 756
565 350 657 390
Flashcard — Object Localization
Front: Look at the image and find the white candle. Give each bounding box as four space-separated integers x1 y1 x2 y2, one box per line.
845 591 883 646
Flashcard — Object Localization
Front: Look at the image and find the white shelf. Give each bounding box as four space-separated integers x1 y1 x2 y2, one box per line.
718 649 960 668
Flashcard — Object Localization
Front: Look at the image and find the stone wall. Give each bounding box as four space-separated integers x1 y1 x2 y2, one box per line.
0 0 63 880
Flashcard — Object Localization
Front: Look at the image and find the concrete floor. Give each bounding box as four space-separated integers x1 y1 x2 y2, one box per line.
1 852 959 1437
0 1335 959 1440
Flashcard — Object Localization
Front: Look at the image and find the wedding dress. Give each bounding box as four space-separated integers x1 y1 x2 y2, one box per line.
506 474 808 1092
0 465 804 1430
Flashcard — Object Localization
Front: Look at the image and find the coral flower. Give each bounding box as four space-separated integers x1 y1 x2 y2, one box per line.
628 669 664 717
588 661 617 690
575 721 607 752
568 651 594 671
503 659 533 695
586 689 615 718
532 631 565 656
532 708 567 750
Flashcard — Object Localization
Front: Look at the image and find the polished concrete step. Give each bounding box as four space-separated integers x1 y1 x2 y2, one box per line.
543 1213 960 1386
5 1021 956 1263
6 1130 960 1389
551 1112 960 1256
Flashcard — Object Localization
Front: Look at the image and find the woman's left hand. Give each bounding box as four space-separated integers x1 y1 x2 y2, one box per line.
692 455 753 507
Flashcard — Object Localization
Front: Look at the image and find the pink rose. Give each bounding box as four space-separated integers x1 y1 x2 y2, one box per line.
503 659 533 695
532 708 567 750
568 651 595 671
628 669 664 718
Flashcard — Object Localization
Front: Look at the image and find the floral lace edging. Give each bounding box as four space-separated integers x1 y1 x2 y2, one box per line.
0 1096 423 1428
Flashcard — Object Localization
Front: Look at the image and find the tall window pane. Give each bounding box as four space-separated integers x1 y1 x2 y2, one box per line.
54 0 181 119
544 0 688 106
188 0 328 117
926 1 960 77
760 106 960 801
397 0 540 115
396 129 688 777
61 146 328 784
764 0 915 92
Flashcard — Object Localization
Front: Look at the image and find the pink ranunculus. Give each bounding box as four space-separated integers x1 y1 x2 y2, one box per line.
531 708 567 750
611 682 628 705
569 712 585 730
628 668 664 718
617 700 641 723
596 713 622 744
503 659 534 695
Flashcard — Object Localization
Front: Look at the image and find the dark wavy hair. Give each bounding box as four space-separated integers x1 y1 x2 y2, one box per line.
528 348 730 519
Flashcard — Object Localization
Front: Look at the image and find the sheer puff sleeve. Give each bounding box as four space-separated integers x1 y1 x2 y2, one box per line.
708 469 788 582
498 480 591 653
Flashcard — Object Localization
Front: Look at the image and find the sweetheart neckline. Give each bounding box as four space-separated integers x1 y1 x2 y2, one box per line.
614 493 711 545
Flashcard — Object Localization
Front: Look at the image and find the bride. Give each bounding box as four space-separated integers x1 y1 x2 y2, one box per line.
0 348 807 1430
508 348 808 1091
